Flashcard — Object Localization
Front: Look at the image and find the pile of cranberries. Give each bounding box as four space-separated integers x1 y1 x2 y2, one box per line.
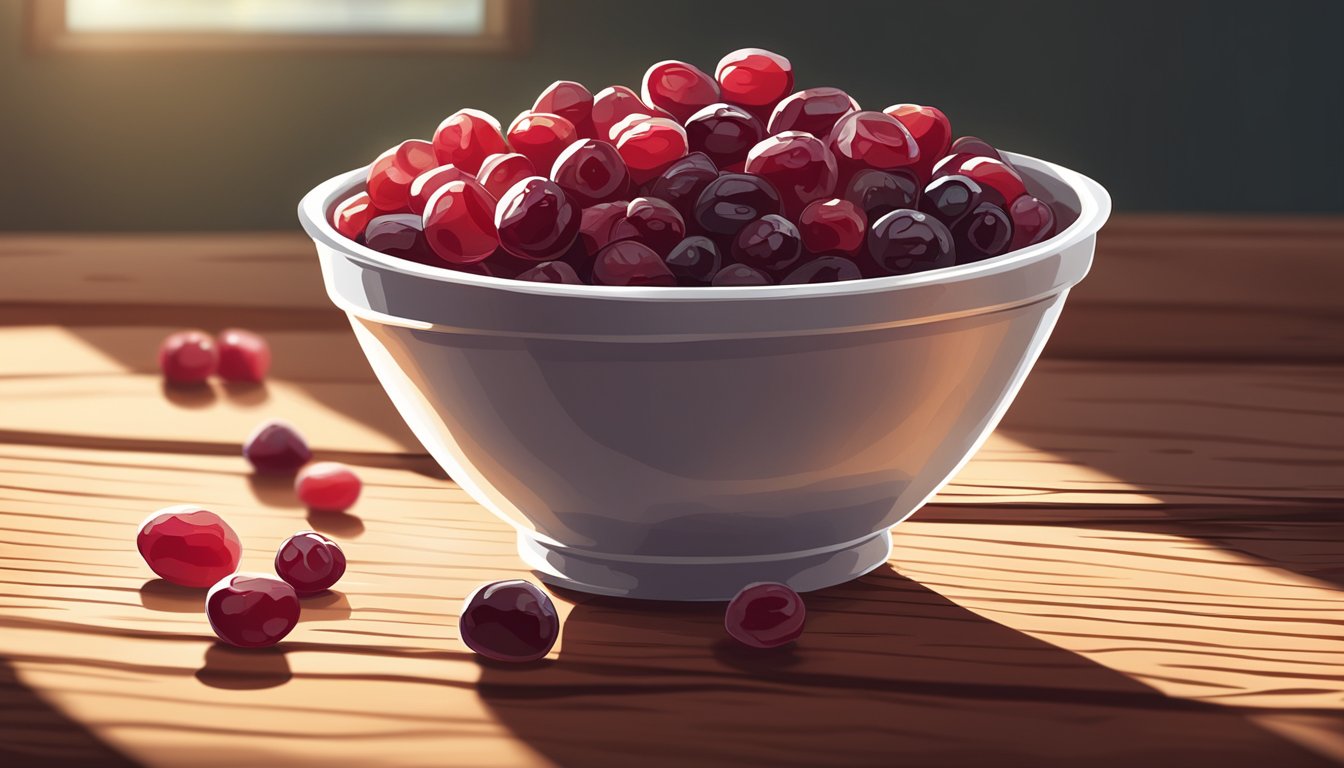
330 48 1055 287
160 328 270 385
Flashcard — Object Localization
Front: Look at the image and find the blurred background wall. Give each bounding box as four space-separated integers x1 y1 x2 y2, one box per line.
2 0 1341 231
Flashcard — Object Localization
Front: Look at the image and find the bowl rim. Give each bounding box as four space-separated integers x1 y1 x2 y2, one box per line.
298 151 1110 302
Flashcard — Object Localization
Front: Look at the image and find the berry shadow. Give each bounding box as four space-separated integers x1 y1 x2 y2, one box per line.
137 578 206 613
159 380 217 409
299 590 352 622
246 472 303 509
306 508 365 538
220 379 270 406
195 642 292 690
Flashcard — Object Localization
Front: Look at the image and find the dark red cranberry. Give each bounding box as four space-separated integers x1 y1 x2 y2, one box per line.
559 239 597 283
480 247 536 279
781 255 862 284
295 461 361 511
534 81 595 138
367 140 437 213
693 173 782 238
644 152 719 219
664 236 722 285
496 177 580 261
841 168 920 220
216 328 270 383
715 48 793 113
159 330 217 385
460 580 559 663
732 214 803 274
744 131 838 218
591 85 661 142
274 531 347 596
885 104 952 182
578 201 638 254
949 136 1002 160
625 197 686 255
642 60 720 122
798 198 867 255
515 260 582 284
724 582 806 648
768 87 860 138
332 193 374 242
868 209 955 275
423 178 499 264
363 214 432 262
1009 195 1056 250
956 156 1028 204
137 506 241 588
712 263 773 286
432 109 509 174
684 104 764 171
243 420 312 474
506 112 579 175
920 174 1002 228
593 240 676 286
614 117 689 183
551 139 630 207
408 165 471 215
828 111 919 176
206 574 300 648
952 202 1013 263
475 153 537 201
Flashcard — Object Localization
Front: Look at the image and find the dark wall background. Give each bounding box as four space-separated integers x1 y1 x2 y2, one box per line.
2 0 1342 231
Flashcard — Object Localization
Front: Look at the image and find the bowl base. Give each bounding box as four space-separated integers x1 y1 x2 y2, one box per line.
518 530 893 602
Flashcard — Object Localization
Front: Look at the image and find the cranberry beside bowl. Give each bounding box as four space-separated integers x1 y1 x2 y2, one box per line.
299 153 1107 601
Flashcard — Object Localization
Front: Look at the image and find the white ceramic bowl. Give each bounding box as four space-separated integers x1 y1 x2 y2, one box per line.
298 152 1110 600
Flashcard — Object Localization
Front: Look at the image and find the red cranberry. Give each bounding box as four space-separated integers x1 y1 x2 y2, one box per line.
625 197 686 255
744 131 839 218
693 173 782 238
644 152 719 219
593 240 675 286
684 103 764 171
591 85 662 142
475 153 537 201
715 48 793 113
216 328 270 383
952 202 1013 263
578 200 638 255
159 330 217 385
243 420 312 474
363 213 433 263
423 178 499 264
506 111 578 176
332 192 375 241
367 141 437 213
295 461 361 511
642 60 720 123
920 174 1001 228
768 87 860 138
712 264 773 286
725 582 805 649
274 531 347 596
551 139 630 207
516 260 582 284
828 111 919 177
534 80 595 138
614 117 688 183
432 109 509 174
460 580 559 663
842 168 920 220
495 177 580 261
949 136 1002 160
408 165 472 216
884 104 952 182
206 574 300 649
664 236 722 285
781 255 862 284
732 214 803 275
798 198 867 255
953 156 1028 204
1009 195 1056 250
137 505 241 588
868 209 955 275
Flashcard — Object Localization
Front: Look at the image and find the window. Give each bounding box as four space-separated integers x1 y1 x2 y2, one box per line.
28 0 528 52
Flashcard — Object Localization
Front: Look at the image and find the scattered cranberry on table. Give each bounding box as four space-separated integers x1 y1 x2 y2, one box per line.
216 328 271 383
206 573 301 648
159 330 218 385
724 582 806 649
459 580 560 663
295 461 362 511
137 505 242 588
274 531 347 596
243 419 312 474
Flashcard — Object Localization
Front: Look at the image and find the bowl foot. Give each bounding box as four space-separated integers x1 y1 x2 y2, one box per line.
518 530 893 602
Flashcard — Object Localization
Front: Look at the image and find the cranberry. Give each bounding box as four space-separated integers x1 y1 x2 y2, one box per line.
551 139 630 207
159 330 217 385
798 198 867 255
920 174 1000 228
593 240 675 286
432 108 509 174
423 178 499 264
841 168 920 220
715 48 793 113
768 87 860 138
614 117 689 183
642 60 720 122
625 197 686 255
591 85 662 142
137 505 242 588
732 214 803 274
274 531 347 596
460 580 559 663
363 213 432 263
578 200 638 254
506 111 578 176
408 165 471 216
475 153 537 200
516 260 582 284
712 264 773 286
534 80 595 138
367 141 436 213
216 328 270 383
684 103 764 171
952 202 1013 263
644 152 719 219
781 255 862 284
949 136 1002 160
955 156 1028 204
693 173 782 238
724 582 805 649
744 131 839 218
332 192 375 242
495 177 581 261
868 209 955 275
885 104 952 182
829 111 919 180
559 239 597 283
1009 195 1057 250
243 419 312 474
664 236 722 285
295 461 362 511
206 574 300 649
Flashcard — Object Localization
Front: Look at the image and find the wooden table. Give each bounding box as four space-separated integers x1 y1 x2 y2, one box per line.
1 217 1342 767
